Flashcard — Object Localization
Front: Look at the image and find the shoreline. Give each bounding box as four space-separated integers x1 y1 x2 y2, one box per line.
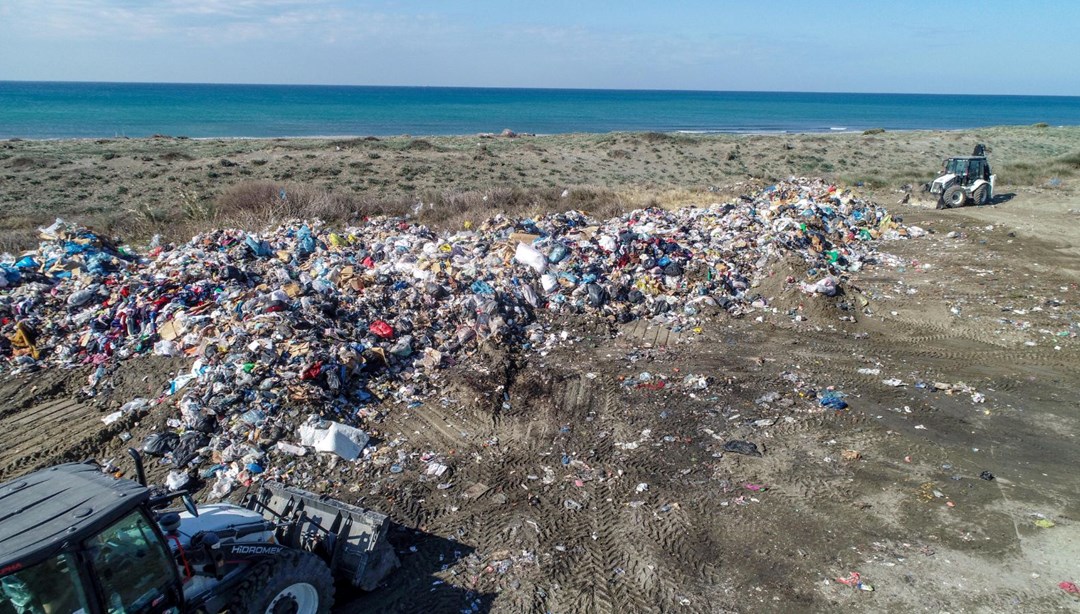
3 123 1069 143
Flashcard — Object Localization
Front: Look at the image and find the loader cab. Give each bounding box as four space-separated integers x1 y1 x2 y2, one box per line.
943 156 990 183
0 465 183 614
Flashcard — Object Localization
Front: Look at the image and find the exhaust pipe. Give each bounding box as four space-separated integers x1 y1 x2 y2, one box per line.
127 447 147 486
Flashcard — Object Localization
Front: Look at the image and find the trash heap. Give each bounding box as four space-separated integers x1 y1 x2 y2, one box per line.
0 179 916 495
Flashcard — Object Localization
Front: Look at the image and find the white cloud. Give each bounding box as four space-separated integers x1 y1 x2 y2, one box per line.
1 0 449 44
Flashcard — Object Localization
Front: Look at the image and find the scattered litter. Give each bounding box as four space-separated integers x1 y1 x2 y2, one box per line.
463 482 490 500
836 571 873 591
275 441 307 456
425 461 451 477
298 418 370 460
723 440 762 457
819 391 848 410
165 470 190 491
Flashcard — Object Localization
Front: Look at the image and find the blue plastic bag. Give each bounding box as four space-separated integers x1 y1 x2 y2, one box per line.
245 235 272 258
297 225 316 256
819 391 848 410
471 280 495 295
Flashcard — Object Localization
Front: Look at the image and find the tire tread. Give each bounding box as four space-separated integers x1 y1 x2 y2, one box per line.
226 551 334 614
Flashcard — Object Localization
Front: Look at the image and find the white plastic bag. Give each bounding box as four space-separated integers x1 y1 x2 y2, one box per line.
514 242 547 274
165 470 191 491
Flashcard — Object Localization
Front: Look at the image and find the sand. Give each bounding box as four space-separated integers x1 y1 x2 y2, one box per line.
1 126 1079 613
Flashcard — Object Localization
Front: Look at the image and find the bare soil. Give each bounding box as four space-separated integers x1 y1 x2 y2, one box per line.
1 129 1078 613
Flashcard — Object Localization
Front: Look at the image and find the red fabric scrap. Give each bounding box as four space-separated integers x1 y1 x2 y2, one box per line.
836 572 861 586
301 361 323 380
635 381 666 391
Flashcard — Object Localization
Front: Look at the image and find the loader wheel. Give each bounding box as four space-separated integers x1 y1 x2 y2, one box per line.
942 185 966 208
228 552 334 614
972 184 989 205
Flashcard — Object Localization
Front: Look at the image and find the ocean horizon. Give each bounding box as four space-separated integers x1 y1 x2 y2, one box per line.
2 81 1079 140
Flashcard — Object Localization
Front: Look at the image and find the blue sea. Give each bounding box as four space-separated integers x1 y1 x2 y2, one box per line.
1 81 1079 139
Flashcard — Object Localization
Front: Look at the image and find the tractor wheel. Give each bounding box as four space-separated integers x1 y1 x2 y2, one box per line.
227 552 334 614
972 184 989 205
942 185 966 208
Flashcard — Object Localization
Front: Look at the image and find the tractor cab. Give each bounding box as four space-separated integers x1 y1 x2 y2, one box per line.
0 464 183 614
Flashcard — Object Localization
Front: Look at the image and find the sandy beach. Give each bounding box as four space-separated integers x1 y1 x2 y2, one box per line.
2 126 1079 613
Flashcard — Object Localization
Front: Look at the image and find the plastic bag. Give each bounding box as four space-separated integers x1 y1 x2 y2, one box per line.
514 242 547 274
143 431 180 456
298 419 370 460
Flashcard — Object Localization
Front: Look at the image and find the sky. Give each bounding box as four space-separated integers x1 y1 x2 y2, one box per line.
0 0 1077 95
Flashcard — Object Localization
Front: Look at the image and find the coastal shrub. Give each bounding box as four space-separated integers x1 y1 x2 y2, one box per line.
404 139 436 151
995 161 1062 185
399 186 627 231
862 128 886 135
1057 152 1080 170
10 157 40 169
1032 122 1049 128
642 132 676 144
160 152 194 162
179 189 216 222
0 226 38 253
327 138 365 149
840 175 887 189
215 180 363 228
127 201 167 227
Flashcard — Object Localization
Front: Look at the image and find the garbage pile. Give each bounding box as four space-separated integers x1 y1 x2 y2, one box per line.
0 179 916 495
0 219 140 292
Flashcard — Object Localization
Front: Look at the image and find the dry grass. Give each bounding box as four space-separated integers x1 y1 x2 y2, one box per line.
217 181 399 232
213 182 629 236
997 152 1079 185
0 226 40 255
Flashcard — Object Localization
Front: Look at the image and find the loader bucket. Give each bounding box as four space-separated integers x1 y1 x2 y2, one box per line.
244 482 400 591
